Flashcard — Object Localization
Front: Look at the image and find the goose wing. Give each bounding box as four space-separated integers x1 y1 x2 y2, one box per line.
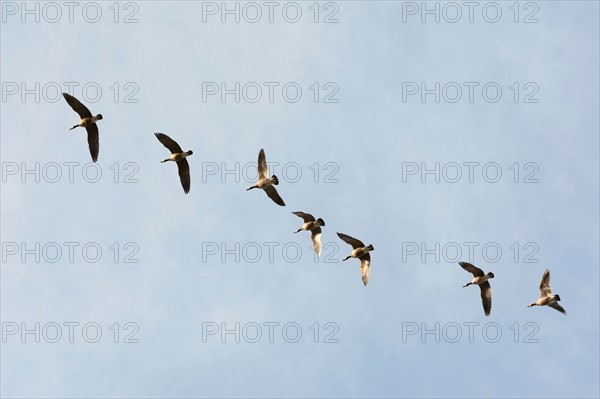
548 301 566 315
264 185 285 206
479 281 492 316
360 253 371 286
459 261 485 277
337 232 365 249
311 227 322 256
257 149 269 180
293 211 315 222
155 132 183 154
177 159 191 194
85 124 99 163
63 93 92 118
539 269 553 297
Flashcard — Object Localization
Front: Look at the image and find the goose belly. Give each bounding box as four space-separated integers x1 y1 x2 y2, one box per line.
352 247 370 258
304 222 319 231
538 296 556 306
80 118 94 127
257 178 272 188
473 275 490 285
170 153 187 161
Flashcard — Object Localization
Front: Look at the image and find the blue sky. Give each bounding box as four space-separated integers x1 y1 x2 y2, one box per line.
1 1 599 398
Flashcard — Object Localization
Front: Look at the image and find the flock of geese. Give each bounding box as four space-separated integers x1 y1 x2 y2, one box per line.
62 92 567 316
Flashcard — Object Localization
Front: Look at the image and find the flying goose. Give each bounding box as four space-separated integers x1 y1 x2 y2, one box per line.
62 92 102 162
292 211 325 256
459 261 494 316
155 133 193 194
337 232 374 286
246 149 285 206
527 269 566 315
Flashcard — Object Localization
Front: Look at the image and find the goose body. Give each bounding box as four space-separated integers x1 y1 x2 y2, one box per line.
155 132 193 194
459 261 494 316
337 232 374 286
246 149 285 206
62 92 102 162
527 269 566 315
163 152 192 163
292 211 325 256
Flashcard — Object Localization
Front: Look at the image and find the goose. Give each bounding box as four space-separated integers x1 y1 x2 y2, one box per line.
459 261 494 316
62 93 102 162
246 149 285 206
337 232 374 286
292 212 325 256
527 269 566 315
155 133 193 194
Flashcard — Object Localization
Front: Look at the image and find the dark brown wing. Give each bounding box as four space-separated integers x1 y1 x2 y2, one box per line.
539 269 553 297
548 302 566 315
155 132 183 154
258 148 268 180
264 185 284 206
63 93 92 118
479 281 492 316
337 232 365 249
292 211 315 222
459 261 485 277
85 124 99 162
177 159 191 194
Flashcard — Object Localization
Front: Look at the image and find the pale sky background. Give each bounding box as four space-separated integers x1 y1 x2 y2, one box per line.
1 1 599 398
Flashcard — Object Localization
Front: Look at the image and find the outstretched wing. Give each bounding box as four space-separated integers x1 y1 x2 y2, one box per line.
292 211 315 222
264 185 285 206
479 281 492 316
337 232 365 249
311 227 322 256
85 124 99 162
539 269 553 297
155 132 183 154
459 261 485 277
63 93 92 118
258 149 269 180
177 159 191 194
548 301 566 315
360 254 371 286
